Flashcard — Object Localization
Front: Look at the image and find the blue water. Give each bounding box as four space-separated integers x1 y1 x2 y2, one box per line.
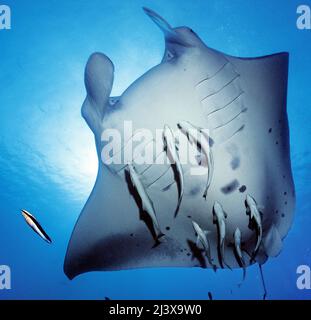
0 0 311 299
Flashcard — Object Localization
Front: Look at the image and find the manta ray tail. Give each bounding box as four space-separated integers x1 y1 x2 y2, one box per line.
259 264 267 300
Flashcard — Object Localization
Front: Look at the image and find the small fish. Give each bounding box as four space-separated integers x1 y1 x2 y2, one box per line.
177 121 214 199
126 164 164 239
21 209 52 244
192 220 216 270
162 125 184 217
245 194 263 257
213 201 230 269
233 228 246 283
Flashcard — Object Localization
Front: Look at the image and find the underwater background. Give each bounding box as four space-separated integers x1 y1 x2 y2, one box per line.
0 0 310 299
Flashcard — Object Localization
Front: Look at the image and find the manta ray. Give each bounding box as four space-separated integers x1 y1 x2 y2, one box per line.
64 8 295 280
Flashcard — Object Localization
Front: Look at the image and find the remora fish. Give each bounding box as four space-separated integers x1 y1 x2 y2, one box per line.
245 194 263 256
233 228 246 282
192 220 216 270
21 209 52 244
162 125 184 217
126 164 164 239
177 121 213 199
213 201 230 269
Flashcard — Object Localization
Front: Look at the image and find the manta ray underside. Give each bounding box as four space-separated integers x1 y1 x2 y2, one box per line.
64 8 295 280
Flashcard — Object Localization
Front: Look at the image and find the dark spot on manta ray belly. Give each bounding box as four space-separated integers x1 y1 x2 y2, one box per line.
221 179 239 194
230 157 240 170
226 144 240 170
239 185 247 193
189 186 201 196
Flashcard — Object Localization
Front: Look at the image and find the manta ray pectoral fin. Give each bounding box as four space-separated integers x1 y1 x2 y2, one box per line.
82 52 114 132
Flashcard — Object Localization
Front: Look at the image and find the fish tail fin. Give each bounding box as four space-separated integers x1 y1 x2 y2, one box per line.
174 196 183 218
151 241 161 249
252 230 262 258
203 189 208 200
225 261 232 270
251 247 258 262
152 233 165 248
238 266 246 287
45 236 52 244
209 261 217 272
157 232 165 239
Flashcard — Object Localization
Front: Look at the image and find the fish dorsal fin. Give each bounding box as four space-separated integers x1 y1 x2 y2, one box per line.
263 225 283 257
